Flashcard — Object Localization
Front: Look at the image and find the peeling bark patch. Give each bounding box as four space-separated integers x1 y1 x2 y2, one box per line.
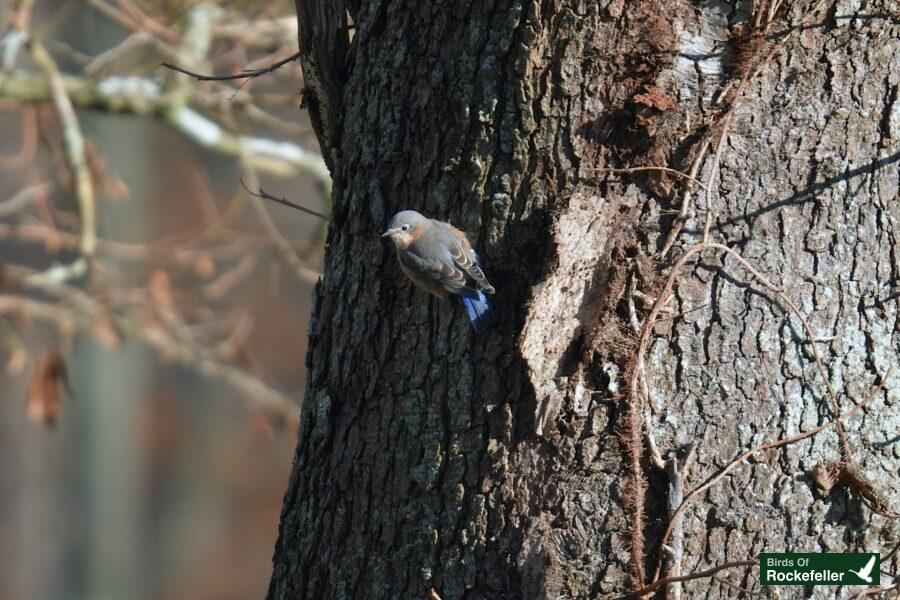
519 190 617 435
670 2 729 100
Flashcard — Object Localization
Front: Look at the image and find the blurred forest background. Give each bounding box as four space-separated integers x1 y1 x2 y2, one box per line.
0 1 324 598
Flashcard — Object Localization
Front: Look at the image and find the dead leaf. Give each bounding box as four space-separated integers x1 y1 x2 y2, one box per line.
194 254 216 279
633 85 676 111
809 461 899 518
27 348 67 428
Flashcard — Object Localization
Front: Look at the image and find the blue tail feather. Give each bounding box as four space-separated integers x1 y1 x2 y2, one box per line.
460 289 494 332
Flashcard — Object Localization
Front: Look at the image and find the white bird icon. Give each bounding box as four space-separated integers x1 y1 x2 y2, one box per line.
848 555 877 583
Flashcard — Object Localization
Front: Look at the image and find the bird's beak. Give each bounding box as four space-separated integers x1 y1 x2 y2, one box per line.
381 228 396 238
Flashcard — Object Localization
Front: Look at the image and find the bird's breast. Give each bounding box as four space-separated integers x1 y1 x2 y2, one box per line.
397 251 449 298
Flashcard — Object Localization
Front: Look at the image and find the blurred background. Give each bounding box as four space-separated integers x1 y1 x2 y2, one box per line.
0 1 325 598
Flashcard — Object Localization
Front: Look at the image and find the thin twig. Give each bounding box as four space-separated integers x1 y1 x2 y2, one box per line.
885 538 900 562
83 0 177 46
707 242 851 458
240 178 329 220
1 0 36 71
84 31 167 75
238 162 322 285
585 166 710 192
643 380 665 470
702 116 732 244
162 50 300 81
658 138 712 258
621 560 756 598
112 0 179 44
712 574 761 595
655 302 709 323
0 183 53 219
663 444 697 600
29 40 96 259
213 17 297 48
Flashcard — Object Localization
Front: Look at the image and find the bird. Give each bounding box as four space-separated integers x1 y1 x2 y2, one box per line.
849 555 876 583
382 210 495 332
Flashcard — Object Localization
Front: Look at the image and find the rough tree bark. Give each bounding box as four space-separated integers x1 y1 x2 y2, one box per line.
269 0 899 598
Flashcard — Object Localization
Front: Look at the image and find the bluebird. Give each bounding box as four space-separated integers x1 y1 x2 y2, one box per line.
382 210 495 332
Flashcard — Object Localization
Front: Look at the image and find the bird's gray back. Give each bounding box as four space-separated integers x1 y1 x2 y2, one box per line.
408 220 456 262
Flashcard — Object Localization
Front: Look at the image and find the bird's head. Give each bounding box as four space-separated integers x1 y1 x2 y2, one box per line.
382 210 427 250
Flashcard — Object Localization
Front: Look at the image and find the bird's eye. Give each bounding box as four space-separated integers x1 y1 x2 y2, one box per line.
401 224 410 231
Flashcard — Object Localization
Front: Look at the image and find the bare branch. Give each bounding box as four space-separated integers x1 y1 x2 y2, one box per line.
162 51 301 81
1 0 36 71
0 292 298 421
29 40 97 259
0 70 330 183
0 183 53 219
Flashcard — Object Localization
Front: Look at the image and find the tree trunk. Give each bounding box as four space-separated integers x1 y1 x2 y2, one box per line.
269 1 899 598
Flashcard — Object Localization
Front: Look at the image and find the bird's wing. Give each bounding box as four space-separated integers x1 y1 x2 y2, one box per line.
399 247 467 294
861 556 876 576
446 225 495 294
